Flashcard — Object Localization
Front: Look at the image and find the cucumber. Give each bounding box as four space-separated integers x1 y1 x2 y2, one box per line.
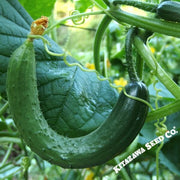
7 38 149 168
157 1 180 22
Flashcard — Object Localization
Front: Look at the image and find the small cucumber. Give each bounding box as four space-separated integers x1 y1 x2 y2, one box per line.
157 1 180 22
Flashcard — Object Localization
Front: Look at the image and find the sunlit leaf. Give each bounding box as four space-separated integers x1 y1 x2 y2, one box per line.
18 0 56 19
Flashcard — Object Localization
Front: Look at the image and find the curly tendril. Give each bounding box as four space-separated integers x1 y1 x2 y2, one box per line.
151 79 167 179
153 80 167 136
70 10 86 25
70 4 94 25
27 34 152 109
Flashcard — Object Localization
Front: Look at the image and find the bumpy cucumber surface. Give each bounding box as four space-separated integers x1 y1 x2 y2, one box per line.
157 1 180 22
7 40 149 168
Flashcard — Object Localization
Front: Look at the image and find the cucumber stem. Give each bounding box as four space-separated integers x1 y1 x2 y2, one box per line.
156 141 164 180
44 11 104 35
134 36 180 99
108 9 180 38
136 53 144 80
94 15 112 73
0 143 13 168
0 101 9 116
119 168 131 180
146 99 180 122
125 28 139 82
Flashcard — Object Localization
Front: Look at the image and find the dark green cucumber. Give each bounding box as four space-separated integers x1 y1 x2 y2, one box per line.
157 1 180 22
7 39 149 168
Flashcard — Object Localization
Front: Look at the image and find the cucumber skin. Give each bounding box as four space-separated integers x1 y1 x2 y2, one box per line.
7 40 149 168
157 1 180 22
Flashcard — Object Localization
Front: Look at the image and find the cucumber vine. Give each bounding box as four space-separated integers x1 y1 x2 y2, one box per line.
2 0 180 178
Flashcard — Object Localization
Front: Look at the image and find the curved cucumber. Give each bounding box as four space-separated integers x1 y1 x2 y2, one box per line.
7 39 149 168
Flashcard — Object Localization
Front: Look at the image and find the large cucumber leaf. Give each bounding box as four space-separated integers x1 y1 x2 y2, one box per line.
0 0 118 137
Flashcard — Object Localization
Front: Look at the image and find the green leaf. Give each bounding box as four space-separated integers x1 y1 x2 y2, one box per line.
0 0 118 137
74 0 93 13
18 0 56 19
94 0 107 9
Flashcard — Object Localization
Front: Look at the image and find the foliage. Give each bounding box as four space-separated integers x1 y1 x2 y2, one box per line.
18 0 56 19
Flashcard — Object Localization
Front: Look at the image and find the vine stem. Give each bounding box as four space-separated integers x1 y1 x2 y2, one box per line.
44 11 104 35
133 36 180 99
119 168 131 180
136 53 144 80
146 99 180 122
115 158 131 180
0 137 21 144
0 143 13 167
108 9 180 38
156 141 164 180
94 15 112 73
44 2 180 39
125 28 139 82
0 102 9 116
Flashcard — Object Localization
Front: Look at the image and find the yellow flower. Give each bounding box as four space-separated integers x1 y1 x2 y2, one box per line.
86 63 95 70
150 46 155 54
85 172 94 180
114 77 128 92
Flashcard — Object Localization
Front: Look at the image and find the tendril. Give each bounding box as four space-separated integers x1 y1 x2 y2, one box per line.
70 10 85 25
153 80 167 136
123 88 154 110
28 34 151 108
85 4 94 19
28 34 124 90
70 5 94 25
44 43 124 89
